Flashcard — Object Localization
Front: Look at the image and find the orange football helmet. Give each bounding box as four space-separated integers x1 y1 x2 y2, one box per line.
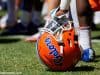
37 17 81 71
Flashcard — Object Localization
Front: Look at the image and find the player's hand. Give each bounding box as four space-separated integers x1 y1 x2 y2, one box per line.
56 10 68 16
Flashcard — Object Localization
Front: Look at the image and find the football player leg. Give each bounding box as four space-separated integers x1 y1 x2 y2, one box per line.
56 0 95 62
20 0 33 27
21 0 41 35
76 0 95 62
0 0 17 29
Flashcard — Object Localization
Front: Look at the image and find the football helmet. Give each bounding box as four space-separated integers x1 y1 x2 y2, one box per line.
37 23 81 71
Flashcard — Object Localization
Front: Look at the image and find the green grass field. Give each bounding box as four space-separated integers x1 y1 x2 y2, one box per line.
0 11 100 75
0 26 100 75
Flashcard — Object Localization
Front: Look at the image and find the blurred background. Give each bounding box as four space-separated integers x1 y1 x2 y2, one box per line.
0 0 100 36
0 0 100 74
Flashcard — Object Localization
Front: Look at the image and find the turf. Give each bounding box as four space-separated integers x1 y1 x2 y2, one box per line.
0 10 100 75
0 26 100 75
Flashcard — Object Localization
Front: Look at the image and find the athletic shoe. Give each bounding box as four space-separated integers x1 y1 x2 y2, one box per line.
0 22 38 35
81 48 95 62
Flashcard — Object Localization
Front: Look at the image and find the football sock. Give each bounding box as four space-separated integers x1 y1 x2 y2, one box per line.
20 0 33 27
32 10 41 27
7 0 17 25
20 11 32 27
78 27 92 50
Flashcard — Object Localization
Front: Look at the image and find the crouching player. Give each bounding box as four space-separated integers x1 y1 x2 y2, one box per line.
41 0 96 62
55 0 97 62
31 0 99 62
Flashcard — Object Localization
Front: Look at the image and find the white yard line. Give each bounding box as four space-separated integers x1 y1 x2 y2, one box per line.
0 35 28 39
92 39 100 43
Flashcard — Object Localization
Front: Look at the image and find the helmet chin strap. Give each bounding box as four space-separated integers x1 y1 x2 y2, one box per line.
59 30 63 54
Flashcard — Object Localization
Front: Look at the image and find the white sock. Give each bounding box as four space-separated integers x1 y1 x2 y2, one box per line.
20 11 32 27
78 27 92 50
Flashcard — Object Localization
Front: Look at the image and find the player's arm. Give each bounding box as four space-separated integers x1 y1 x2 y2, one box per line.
56 0 71 16
48 0 60 13
60 0 71 10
